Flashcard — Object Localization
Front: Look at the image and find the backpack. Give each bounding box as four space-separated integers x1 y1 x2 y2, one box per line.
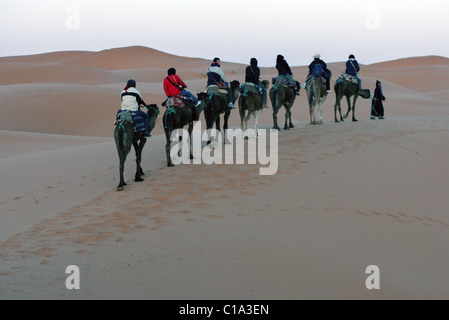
313 63 324 77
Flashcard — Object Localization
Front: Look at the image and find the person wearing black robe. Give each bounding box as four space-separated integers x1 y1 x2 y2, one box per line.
371 80 386 119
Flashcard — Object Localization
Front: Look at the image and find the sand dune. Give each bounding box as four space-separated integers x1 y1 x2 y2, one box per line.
0 46 449 299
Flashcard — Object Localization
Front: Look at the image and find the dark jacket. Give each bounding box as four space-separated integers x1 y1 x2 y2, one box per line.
372 80 386 116
276 55 293 76
345 59 360 76
308 58 328 76
374 81 385 103
245 58 260 84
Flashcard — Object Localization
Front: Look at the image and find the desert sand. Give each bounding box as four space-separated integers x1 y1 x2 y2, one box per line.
0 46 448 300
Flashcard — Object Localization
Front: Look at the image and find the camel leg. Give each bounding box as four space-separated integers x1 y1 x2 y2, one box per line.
272 108 280 131
205 106 214 145
117 150 127 191
240 108 246 138
335 97 344 122
289 109 292 128
243 111 252 139
317 100 323 124
284 107 294 130
165 130 174 167
284 109 289 130
334 102 339 123
344 96 352 119
133 137 146 182
254 110 262 137
352 95 359 122
188 122 194 160
310 103 316 125
223 109 231 144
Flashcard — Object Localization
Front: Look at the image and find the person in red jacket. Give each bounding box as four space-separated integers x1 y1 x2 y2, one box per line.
163 68 200 106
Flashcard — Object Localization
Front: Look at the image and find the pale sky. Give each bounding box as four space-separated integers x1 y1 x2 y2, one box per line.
1 0 448 66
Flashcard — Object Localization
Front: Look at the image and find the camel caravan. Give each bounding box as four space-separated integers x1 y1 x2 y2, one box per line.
113 54 373 190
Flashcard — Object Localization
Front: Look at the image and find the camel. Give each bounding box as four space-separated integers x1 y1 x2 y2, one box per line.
334 78 371 122
163 93 208 167
306 75 328 125
114 104 159 191
270 76 298 130
203 80 240 144
238 80 270 138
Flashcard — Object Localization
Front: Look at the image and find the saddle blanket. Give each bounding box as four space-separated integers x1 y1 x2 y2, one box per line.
240 82 263 96
336 73 358 85
115 109 145 133
205 85 228 95
162 95 195 108
271 76 296 88
305 74 326 84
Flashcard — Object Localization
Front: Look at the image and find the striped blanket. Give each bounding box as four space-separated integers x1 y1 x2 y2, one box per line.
336 73 358 85
163 95 193 108
115 110 146 133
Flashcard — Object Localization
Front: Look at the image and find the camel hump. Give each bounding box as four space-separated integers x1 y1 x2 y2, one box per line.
116 110 134 123
240 82 263 96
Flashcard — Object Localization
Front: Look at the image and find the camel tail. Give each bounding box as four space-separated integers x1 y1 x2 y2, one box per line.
239 95 247 119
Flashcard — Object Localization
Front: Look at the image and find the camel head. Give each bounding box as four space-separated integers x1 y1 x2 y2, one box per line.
146 104 160 119
357 89 371 99
196 92 209 113
261 80 270 89
230 80 241 103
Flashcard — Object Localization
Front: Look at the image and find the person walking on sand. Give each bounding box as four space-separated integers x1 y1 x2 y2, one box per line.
120 79 151 137
371 80 386 119
206 57 236 109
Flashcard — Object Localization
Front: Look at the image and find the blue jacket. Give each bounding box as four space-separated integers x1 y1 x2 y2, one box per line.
308 58 328 76
345 59 360 76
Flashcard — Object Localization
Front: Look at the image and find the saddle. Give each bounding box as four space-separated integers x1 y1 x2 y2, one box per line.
305 74 326 85
240 82 263 96
271 76 296 88
115 110 145 133
336 73 358 85
205 85 228 95
162 95 195 108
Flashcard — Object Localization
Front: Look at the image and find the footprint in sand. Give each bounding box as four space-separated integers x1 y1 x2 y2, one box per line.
437 220 449 227
355 210 370 217
207 215 223 219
